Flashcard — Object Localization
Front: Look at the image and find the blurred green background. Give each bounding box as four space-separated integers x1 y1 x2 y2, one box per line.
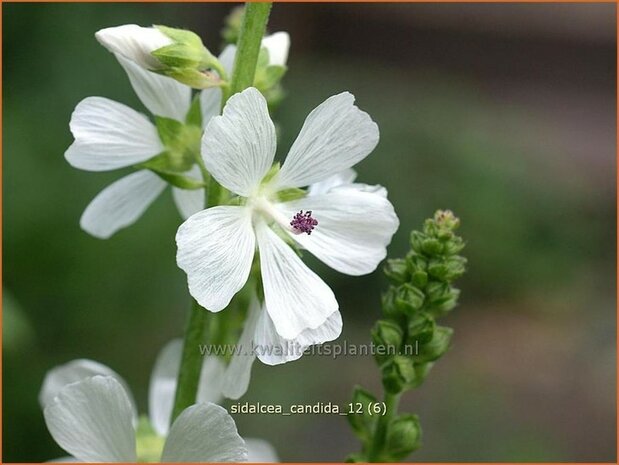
3 3 616 462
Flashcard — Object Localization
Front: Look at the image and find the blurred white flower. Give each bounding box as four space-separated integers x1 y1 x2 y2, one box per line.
177 87 398 343
40 350 277 462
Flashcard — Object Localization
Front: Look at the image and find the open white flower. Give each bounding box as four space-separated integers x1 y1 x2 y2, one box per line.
40 351 277 462
218 171 381 399
151 340 279 461
65 51 217 239
177 87 399 343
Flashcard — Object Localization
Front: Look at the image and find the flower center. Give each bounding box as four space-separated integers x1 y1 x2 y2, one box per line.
290 210 318 235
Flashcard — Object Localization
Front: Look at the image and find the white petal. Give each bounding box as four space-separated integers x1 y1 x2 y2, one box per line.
148 339 182 437
202 87 276 196
308 168 357 196
161 403 247 462
65 97 162 172
80 170 166 239
43 376 136 462
96 25 171 70
115 54 190 121
172 165 205 220
254 307 342 365
148 339 226 437
200 88 223 129
48 456 78 462
245 438 279 462
218 45 237 76
277 189 398 275
262 32 290 66
221 297 260 400
172 187 205 220
336 182 388 198
197 356 226 404
39 359 137 422
176 206 255 312
275 92 379 188
256 221 338 339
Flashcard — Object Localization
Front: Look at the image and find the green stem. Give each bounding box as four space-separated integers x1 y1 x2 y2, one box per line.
170 1 272 423
228 2 272 97
171 299 209 420
368 392 400 461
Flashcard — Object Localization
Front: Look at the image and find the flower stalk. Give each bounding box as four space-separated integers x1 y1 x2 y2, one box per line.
347 210 467 462
171 0 273 423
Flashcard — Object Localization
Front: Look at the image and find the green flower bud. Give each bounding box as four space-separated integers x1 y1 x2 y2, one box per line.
434 209 460 230
382 355 416 394
409 231 425 253
385 414 422 460
381 287 400 318
347 386 378 442
411 270 428 288
421 238 443 256
405 251 427 272
221 5 244 44
414 361 434 386
406 312 435 345
414 326 453 363
443 236 465 255
372 320 403 365
428 256 467 282
384 258 410 284
395 284 425 316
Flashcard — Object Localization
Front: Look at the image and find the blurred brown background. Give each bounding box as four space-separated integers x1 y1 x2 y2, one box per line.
3 3 616 462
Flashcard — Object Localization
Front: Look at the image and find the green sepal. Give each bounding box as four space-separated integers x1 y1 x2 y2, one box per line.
257 65 287 90
371 320 403 366
152 43 206 69
185 94 203 128
158 67 223 89
275 187 306 202
261 162 281 185
156 25 204 47
394 283 425 316
384 414 422 460
347 386 378 443
413 326 453 363
153 170 206 190
384 258 410 284
406 312 435 345
381 355 416 394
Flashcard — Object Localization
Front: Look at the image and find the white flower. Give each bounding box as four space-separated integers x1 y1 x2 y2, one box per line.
65 52 219 238
40 350 277 462
67 31 289 239
95 25 173 70
218 170 383 399
176 87 399 344
218 32 290 72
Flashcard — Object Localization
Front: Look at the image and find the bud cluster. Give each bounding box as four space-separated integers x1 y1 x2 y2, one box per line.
347 210 466 462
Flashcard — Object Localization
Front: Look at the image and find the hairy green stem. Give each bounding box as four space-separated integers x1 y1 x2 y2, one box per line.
171 299 209 420
171 1 272 423
368 393 400 461
228 2 272 96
